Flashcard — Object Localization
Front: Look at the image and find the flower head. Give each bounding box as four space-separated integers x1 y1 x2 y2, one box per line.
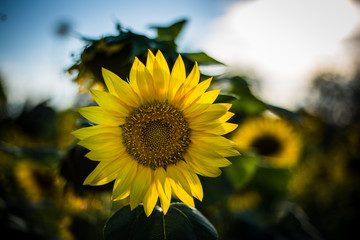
232 117 302 167
73 50 239 216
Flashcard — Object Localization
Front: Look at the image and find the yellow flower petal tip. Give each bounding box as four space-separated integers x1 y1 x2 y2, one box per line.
74 49 239 216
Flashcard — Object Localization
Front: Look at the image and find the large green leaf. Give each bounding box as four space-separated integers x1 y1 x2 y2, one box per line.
104 203 218 240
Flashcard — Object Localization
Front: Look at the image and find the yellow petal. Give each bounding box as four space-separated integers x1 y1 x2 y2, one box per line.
196 89 221 104
190 134 239 157
183 103 210 119
176 161 203 201
102 68 139 107
168 54 186 101
218 103 232 110
146 49 155 74
167 164 192 196
184 153 222 177
183 62 200 92
90 89 130 115
191 133 237 148
189 106 227 126
130 57 155 102
182 77 212 108
129 57 144 98
112 160 138 200
78 106 125 126
85 146 125 161
72 125 121 140
188 147 232 167
167 165 195 207
204 122 238 135
78 133 122 150
101 67 118 96
189 121 223 132
155 50 170 77
83 158 126 186
130 165 151 210
215 148 240 157
155 167 171 214
143 180 158 217
218 112 235 122
153 57 169 100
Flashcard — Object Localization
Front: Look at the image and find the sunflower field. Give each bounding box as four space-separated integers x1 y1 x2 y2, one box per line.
1 19 360 240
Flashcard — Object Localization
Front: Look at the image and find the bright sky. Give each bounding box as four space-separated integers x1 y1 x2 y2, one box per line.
0 0 359 110
203 0 360 108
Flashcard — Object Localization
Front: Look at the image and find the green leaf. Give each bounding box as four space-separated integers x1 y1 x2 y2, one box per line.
267 104 302 123
104 203 218 240
0 76 7 105
224 154 258 190
230 98 267 115
170 203 218 240
250 167 292 195
199 172 234 207
151 19 188 45
214 94 237 104
183 52 223 65
220 76 267 115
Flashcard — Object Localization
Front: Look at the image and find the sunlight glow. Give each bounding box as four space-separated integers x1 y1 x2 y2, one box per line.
203 0 360 108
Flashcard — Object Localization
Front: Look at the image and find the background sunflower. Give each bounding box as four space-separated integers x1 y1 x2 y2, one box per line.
232 116 302 167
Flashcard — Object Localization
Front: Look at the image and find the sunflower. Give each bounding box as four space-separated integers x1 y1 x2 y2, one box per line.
14 161 64 203
72 50 239 216
232 117 301 167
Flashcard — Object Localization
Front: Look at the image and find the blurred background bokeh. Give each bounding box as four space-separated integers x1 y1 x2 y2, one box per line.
1 0 360 239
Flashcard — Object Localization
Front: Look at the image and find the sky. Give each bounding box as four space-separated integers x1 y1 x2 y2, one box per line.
202 0 360 107
0 0 359 110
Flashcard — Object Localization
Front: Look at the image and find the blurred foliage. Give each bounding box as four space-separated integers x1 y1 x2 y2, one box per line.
288 68 360 240
1 18 360 240
67 19 221 93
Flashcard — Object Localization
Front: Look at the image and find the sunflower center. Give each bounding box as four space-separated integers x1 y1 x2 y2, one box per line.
250 135 282 157
121 101 191 169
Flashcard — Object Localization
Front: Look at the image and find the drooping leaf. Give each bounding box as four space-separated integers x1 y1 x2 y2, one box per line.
104 203 218 240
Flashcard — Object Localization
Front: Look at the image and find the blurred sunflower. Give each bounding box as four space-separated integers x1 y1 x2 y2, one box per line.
72 50 239 216
232 117 301 167
62 190 103 213
14 161 64 203
227 190 261 211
